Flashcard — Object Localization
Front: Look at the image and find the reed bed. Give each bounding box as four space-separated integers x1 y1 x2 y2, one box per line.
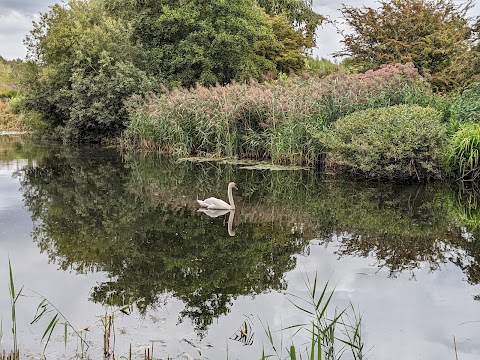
123 63 435 166
0 102 24 132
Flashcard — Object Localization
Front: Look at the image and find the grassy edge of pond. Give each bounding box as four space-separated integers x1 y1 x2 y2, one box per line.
121 65 480 182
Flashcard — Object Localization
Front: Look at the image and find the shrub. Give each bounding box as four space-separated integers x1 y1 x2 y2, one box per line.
0 102 25 131
447 122 480 180
318 104 447 180
8 96 23 114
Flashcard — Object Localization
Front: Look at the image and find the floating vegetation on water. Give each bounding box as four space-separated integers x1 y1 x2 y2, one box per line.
178 156 309 170
239 163 308 171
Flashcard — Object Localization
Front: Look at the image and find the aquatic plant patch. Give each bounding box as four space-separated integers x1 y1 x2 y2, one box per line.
449 82 480 123
447 122 480 180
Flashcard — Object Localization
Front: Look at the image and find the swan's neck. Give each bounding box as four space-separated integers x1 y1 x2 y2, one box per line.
227 184 235 209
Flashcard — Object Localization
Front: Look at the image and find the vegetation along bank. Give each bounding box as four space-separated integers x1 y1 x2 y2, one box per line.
1 0 480 182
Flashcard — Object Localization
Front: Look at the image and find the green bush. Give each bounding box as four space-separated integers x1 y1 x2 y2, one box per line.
447 122 480 180
449 82 480 123
8 96 23 114
318 104 447 180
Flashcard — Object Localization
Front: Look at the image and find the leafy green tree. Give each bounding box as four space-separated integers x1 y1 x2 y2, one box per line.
23 0 153 141
337 0 477 91
257 0 324 49
257 14 312 73
121 0 278 87
23 0 325 140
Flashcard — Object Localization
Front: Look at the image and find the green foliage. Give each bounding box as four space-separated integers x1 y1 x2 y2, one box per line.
0 90 18 99
338 0 477 91
450 82 480 123
21 111 49 134
257 0 324 48
304 57 342 77
7 97 22 113
23 0 153 142
0 61 15 90
22 0 323 141
63 53 153 141
447 122 480 180
129 0 278 87
258 14 310 74
319 104 447 180
124 63 443 166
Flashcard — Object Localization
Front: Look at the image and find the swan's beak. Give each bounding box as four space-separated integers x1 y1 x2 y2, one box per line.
234 185 238 190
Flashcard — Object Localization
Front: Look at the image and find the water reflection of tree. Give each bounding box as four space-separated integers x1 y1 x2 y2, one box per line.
317 182 474 278
16 146 313 335
14 140 480 324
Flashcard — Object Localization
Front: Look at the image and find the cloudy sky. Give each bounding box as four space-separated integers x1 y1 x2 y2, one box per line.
0 0 479 60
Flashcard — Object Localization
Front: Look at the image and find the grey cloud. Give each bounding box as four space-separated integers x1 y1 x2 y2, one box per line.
0 0 54 15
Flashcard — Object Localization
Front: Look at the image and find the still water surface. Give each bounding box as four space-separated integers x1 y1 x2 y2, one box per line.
0 136 479 359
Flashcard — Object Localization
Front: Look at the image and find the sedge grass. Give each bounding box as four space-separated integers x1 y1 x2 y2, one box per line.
261 273 365 360
447 122 480 180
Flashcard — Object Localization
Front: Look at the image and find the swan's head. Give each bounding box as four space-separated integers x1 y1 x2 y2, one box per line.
229 182 238 190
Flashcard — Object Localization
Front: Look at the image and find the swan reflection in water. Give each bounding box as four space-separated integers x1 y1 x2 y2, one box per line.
197 208 236 236
197 182 238 236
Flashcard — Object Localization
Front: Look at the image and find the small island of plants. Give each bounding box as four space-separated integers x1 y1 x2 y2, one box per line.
1 0 480 182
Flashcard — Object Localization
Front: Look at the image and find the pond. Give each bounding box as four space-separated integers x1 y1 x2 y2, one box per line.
0 135 480 359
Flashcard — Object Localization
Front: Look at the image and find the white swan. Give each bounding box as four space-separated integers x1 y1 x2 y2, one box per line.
197 182 237 210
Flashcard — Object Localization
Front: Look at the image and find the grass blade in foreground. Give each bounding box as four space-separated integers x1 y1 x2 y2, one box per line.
261 273 365 360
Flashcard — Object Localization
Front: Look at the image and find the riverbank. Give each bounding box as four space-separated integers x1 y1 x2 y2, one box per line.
8 62 480 183
123 63 457 181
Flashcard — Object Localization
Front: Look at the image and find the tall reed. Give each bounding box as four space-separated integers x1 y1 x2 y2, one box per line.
8 259 21 360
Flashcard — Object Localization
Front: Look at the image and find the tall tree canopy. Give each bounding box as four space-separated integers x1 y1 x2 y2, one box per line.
257 0 324 49
337 0 479 91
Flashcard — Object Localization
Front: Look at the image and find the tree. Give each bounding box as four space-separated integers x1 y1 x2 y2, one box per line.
257 0 324 49
23 0 153 141
22 0 325 141
257 14 313 73
337 0 477 91
123 0 279 87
